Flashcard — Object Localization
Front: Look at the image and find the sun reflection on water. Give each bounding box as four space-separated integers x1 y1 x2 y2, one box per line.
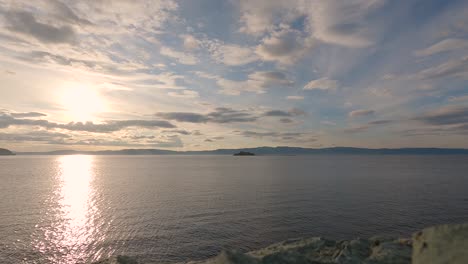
55 155 98 263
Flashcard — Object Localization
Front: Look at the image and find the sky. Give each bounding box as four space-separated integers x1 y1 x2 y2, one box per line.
0 0 467 151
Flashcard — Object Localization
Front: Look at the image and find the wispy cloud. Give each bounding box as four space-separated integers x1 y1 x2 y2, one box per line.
286 96 304 100
415 39 468 57
414 105 468 126
160 46 198 65
156 107 306 124
0 113 175 132
304 78 338 90
349 109 375 118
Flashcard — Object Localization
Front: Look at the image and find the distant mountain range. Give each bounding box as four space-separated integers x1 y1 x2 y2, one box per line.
12 146 468 155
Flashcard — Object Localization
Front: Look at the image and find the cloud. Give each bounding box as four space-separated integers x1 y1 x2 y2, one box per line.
279 118 293 123
155 112 209 123
321 120 337 126
400 105 468 136
195 71 292 95
448 95 468 103
0 113 175 132
204 136 224 142
415 39 468 56
145 135 184 148
349 109 375 117
414 106 468 126
208 107 257 123
156 107 305 124
6 112 47 118
125 135 156 140
241 131 288 138
248 71 294 86
0 130 184 148
4 70 16 75
238 0 300 36
15 50 155 82
304 78 338 90
343 119 392 133
69 136 183 148
208 42 258 66
286 95 304 100
263 110 292 117
219 71 293 95
256 28 312 64
238 0 384 47
239 130 318 142
156 107 257 123
215 78 251 95
0 0 181 86
416 57 468 80
4 11 77 44
160 46 198 65
263 108 305 117
305 0 384 47
399 125 468 137
47 0 92 26
180 34 199 50
17 50 98 70
167 90 199 98
343 125 370 134
367 119 393 125
0 131 70 142
289 108 307 116
162 129 192 135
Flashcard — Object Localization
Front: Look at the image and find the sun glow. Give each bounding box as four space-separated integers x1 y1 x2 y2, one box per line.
61 84 105 121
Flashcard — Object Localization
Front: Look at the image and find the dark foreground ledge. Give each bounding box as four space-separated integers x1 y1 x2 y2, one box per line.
95 222 468 264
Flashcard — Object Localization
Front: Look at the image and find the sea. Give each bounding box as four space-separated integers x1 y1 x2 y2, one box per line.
1 155 467 263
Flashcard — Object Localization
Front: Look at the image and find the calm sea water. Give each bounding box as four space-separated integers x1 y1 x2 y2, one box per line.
1 155 467 263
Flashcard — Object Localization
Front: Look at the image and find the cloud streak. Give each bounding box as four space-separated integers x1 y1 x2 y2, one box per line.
239 130 318 142
304 78 338 90
156 107 257 123
0 113 175 132
5 11 77 44
349 109 375 117
156 107 306 124
414 106 468 126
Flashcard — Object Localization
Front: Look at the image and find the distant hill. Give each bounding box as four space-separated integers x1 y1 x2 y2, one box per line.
15 146 468 155
0 148 15 155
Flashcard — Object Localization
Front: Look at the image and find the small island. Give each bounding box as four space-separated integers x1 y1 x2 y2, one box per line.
233 151 255 156
0 148 15 155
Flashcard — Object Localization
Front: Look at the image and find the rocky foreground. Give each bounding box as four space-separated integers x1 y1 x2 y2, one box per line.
97 223 468 264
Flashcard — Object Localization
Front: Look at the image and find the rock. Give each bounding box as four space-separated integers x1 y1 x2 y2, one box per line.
197 236 412 264
412 223 468 264
367 237 412 264
200 250 259 264
92 223 468 264
333 238 371 264
93 255 139 264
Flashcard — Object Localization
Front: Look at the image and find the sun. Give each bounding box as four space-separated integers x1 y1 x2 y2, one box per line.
61 84 105 122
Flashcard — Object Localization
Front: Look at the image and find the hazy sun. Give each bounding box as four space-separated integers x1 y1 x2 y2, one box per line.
61 84 105 121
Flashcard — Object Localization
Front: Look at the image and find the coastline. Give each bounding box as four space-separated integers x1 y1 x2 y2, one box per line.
95 222 468 264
